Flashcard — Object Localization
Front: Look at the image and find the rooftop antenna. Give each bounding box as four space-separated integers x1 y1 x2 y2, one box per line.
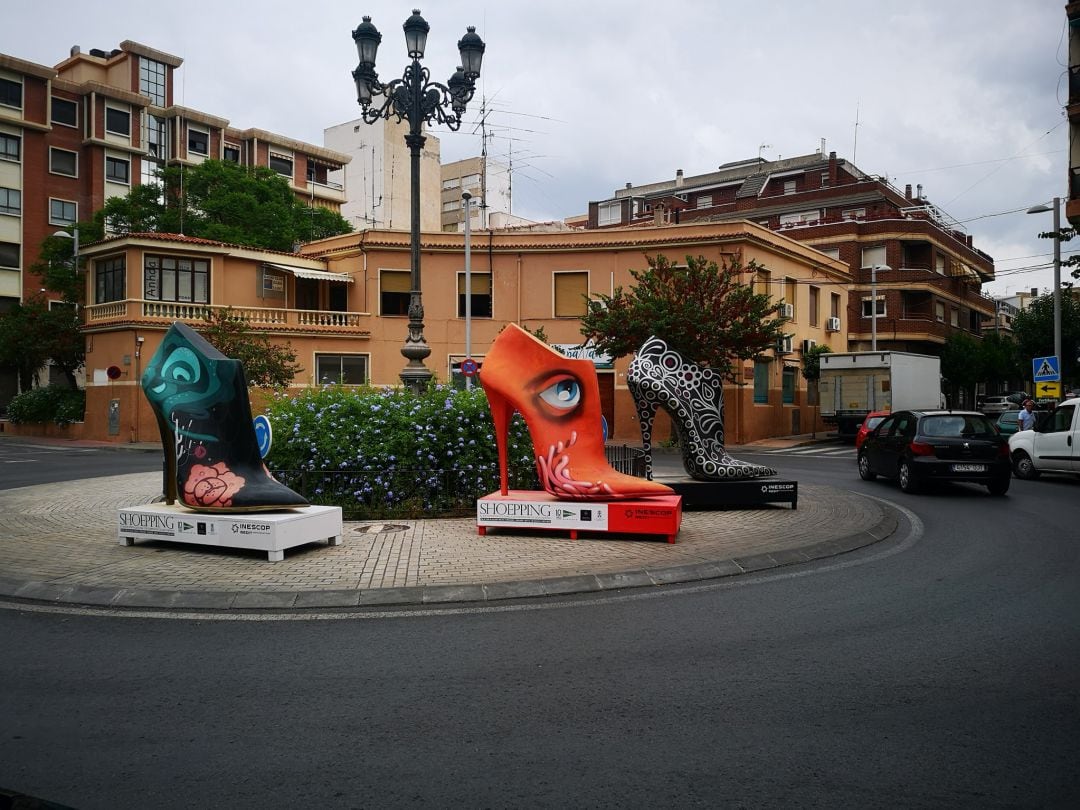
852 101 861 165
758 143 771 161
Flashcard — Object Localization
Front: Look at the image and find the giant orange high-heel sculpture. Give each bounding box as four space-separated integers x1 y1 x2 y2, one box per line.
481 324 674 500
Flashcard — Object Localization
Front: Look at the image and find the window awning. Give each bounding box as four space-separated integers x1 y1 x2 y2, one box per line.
265 262 353 283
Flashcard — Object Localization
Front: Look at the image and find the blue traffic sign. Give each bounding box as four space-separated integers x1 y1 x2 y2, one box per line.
253 415 273 458
1032 355 1060 383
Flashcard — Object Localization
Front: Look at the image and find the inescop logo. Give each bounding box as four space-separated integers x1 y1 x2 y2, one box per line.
231 522 271 534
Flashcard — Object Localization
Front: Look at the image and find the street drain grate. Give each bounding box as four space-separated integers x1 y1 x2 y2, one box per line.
353 523 410 535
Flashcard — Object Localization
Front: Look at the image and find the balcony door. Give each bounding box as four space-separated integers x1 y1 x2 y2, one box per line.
295 278 319 311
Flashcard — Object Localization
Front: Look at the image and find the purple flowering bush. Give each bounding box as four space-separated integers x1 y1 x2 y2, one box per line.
264 383 536 517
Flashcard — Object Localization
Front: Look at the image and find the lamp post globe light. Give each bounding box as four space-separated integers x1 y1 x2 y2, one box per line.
1026 197 1062 401
352 9 485 392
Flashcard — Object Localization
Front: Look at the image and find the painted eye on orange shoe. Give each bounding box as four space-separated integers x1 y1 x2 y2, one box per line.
536 375 581 416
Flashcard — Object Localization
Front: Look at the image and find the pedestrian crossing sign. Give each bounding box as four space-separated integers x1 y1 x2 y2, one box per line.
1032 355 1060 382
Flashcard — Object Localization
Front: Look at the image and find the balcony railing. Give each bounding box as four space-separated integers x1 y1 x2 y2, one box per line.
83 300 370 333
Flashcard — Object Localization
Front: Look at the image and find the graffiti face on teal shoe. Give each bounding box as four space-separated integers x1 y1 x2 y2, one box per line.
142 327 233 420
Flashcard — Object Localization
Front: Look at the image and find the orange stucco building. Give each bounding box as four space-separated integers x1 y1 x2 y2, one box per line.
64 220 849 446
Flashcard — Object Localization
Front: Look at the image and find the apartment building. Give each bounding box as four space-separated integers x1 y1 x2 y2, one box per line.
324 116 441 232
439 155 511 232
586 150 997 357
21 221 848 444
0 40 350 407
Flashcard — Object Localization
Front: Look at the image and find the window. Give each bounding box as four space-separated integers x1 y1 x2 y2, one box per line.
223 144 240 163
187 127 208 155
782 367 796 404
442 200 459 213
51 98 78 127
597 201 621 227
0 241 19 268
0 133 19 162
861 245 886 268
105 156 130 184
935 254 946 275
1049 404 1075 433
842 208 865 221
753 361 769 404
50 148 78 177
783 179 796 195
144 255 209 303
862 297 886 318
0 78 21 109
808 286 820 327
94 256 125 303
935 301 945 322
696 194 712 209
754 269 771 296
457 272 492 318
316 354 368 385
818 246 840 261
0 188 20 216
830 293 841 318
442 177 460 190
139 57 167 107
784 278 797 319
380 269 411 315
268 152 293 177
820 171 830 188
460 173 480 189
779 210 820 226
950 307 960 327
147 114 167 159
105 106 130 136
554 271 588 317
49 198 76 225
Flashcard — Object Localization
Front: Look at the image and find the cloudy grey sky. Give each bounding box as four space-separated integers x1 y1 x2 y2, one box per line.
6 0 1069 296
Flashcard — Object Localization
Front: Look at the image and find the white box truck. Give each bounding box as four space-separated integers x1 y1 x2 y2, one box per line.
819 351 943 439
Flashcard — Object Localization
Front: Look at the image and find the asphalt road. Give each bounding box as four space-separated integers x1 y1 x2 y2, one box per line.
1 445 1078 807
0 439 162 490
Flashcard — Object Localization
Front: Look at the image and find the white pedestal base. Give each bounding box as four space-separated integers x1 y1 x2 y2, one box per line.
118 503 343 562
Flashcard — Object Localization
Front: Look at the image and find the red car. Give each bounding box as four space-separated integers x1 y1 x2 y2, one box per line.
855 411 890 450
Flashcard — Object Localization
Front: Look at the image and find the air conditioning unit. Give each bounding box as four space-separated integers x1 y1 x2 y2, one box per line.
778 303 794 319
826 316 841 332
776 335 793 355
801 338 817 353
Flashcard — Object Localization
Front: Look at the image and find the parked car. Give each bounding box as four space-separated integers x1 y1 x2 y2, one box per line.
995 409 1021 436
855 410 890 450
857 410 1011 495
979 395 1012 415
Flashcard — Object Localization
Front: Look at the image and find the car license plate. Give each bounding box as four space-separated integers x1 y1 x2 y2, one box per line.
952 463 985 472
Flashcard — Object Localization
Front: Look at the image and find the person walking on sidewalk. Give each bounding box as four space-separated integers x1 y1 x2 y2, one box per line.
1017 399 1037 432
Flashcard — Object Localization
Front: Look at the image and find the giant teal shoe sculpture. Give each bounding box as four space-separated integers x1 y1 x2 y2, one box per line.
142 321 308 512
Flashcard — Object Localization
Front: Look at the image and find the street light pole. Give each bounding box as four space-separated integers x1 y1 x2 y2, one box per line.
352 10 485 393
462 190 473 390
870 264 890 352
1027 197 1063 400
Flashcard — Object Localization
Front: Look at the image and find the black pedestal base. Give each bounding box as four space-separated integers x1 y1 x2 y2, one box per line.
653 476 798 510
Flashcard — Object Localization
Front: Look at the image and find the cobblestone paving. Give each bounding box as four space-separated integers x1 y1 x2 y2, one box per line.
0 473 884 592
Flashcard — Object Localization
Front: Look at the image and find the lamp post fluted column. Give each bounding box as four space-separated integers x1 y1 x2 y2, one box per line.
351 9 485 393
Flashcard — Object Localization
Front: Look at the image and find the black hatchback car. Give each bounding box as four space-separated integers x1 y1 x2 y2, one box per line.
857 410 1011 495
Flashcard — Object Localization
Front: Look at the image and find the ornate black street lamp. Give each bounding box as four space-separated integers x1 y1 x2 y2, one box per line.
352 9 485 392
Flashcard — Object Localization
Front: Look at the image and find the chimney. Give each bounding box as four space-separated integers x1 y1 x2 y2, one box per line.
905 184 912 200
625 182 632 190
916 184 923 199
675 169 684 188
70 45 81 56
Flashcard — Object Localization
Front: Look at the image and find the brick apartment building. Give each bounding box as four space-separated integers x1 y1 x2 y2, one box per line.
0 40 350 407
586 150 997 366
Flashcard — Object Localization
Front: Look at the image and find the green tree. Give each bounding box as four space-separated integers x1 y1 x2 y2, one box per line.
978 331 1023 390
800 343 833 382
0 298 63 393
940 331 983 405
1011 289 1080 386
578 254 787 380
93 159 353 251
200 308 302 388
